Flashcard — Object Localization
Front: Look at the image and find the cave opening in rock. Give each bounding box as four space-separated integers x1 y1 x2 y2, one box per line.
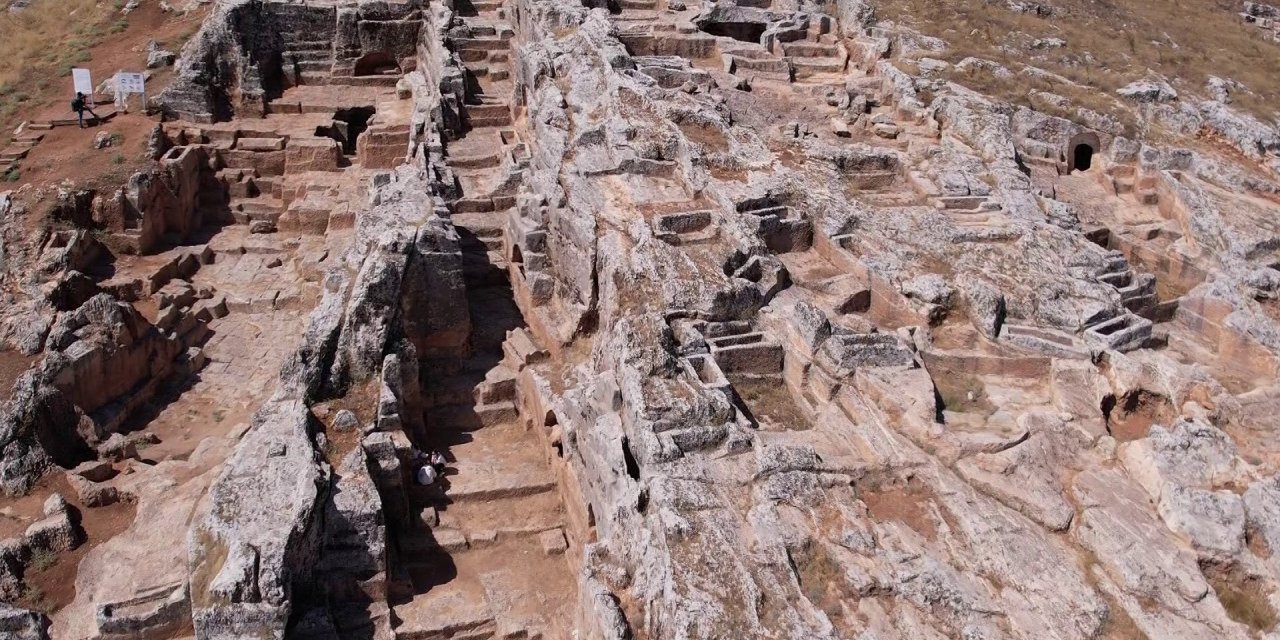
621 437 641 480
315 107 377 155
1072 143 1095 172
354 51 401 77
700 20 768 44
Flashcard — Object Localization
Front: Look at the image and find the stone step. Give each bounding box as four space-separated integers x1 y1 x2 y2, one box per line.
466 102 511 119
619 0 657 8
457 228 505 253
0 147 31 162
454 37 512 52
455 197 497 213
469 115 513 128
392 587 497 640
438 427 558 502
461 250 509 287
230 197 285 224
425 372 488 407
452 211 506 235
284 48 333 62
285 40 332 52
937 195 989 210
426 400 519 432
791 56 846 76
44 109 118 128
434 492 566 541
726 54 791 76
293 60 334 73
400 528 470 556
424 366 516 407
782 41 842 57
450 149 503 169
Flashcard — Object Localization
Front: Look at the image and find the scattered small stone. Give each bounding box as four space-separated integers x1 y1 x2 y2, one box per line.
249 220 277 234
42 493 67 517
871 122 900 139
98 433 139 462
93 131 114 149
146 49 177 69
332 410 359 432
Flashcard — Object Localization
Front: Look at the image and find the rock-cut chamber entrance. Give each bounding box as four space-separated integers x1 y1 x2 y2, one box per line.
1072 143 1095 172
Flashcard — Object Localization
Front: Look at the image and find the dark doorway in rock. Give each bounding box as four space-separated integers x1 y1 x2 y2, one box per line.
319 107 376 155
1072 143 1095 172
700 20 768 44
354 51 400 77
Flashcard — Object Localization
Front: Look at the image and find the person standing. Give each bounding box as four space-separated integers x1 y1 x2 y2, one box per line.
71 92 101 128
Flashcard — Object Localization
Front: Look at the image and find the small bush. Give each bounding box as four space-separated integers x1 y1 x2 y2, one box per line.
110 152 124 165
109 132 124 146
29 548 56 571
19 585 49 612
110 19 128 34
2 168 19 183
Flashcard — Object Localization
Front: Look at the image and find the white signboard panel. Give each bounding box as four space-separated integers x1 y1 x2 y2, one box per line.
71 68 93 95
116 72 145 95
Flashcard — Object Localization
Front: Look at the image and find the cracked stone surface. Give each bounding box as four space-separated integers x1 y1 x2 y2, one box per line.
2 0 1280 638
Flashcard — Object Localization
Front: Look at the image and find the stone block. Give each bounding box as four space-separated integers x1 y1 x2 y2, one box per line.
0 539 28 601
24 512 82 555
67 473 121 507
285 139 344 173
236 137 286 152
539 528 567 556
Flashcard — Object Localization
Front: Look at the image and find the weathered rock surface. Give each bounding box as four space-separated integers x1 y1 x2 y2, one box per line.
187 399 327 639
4 0 1280 637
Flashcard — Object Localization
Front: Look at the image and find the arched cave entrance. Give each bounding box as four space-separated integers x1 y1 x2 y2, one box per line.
1066 131 1101 174
1073 143 1095 172
354 51 401 77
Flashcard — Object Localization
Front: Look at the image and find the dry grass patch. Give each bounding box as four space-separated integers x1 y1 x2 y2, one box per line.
0 0 121 131
1207 566 1278 633
875 0 1280 124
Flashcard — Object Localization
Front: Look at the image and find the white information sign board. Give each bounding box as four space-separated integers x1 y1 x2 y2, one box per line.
71 68 94 97
116 72 145 95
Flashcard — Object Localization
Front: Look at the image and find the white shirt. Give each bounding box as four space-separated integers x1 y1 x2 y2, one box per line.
416 465 438 486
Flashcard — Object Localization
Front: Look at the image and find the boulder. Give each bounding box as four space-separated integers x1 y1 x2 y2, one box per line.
0 603 50 640
188 399 327 639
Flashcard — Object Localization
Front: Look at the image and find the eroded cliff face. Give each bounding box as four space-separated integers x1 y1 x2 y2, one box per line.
4 0 1280 637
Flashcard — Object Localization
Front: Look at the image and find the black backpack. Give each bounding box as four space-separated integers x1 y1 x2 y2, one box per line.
71 97 84 112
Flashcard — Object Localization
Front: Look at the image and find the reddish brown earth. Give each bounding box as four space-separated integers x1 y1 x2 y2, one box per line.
7 1 205 190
